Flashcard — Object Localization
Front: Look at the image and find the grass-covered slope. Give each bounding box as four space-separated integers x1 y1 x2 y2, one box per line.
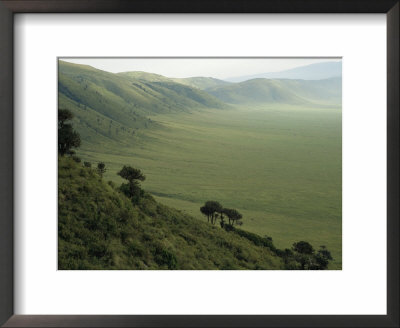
118 71 231 90
59 60 228 151
117 71 172 83
171 76 231 90
60 61 227 114
58 156 283 270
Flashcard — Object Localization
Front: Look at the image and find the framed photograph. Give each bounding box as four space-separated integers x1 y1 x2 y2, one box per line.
0 0 398 327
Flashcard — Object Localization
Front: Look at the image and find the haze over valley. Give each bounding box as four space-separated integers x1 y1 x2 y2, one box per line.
58 59 342 268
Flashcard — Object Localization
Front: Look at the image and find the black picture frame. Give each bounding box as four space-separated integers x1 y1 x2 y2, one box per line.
0 1 398 327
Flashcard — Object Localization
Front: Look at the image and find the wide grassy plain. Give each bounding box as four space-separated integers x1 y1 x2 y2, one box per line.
76 104 342 269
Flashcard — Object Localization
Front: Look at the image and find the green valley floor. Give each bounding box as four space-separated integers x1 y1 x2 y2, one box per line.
76 105 342 269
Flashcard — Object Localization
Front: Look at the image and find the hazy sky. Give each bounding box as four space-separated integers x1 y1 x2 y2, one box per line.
60 58 341 80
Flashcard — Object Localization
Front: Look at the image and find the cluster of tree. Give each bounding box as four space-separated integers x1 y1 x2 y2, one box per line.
86 162 146 205
276 241 333 270
222 224 334 270
197 199 334 269
200 201 243 228
58 109 146 206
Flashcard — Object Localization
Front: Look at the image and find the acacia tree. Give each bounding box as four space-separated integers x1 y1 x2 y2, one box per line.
200 205 212 223
223 208 243 226
217 207 226 226
58 109 81 156
200 201 222 225
209 201 223 225
118 165 146 204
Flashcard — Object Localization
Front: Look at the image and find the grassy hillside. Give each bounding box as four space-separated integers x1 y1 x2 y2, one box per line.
59 61 228 150
60 61 227 114
118 71 230 90
58 61 341 269
206 77 341 106
117 71 172 83
171 76 231 90
58 156 284 270
76 106 342 269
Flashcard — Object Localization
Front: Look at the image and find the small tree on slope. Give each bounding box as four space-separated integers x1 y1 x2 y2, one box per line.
58 109 81 156
118 165 146 204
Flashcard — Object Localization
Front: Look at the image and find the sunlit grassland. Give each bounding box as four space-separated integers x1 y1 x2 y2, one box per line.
77 104 342 268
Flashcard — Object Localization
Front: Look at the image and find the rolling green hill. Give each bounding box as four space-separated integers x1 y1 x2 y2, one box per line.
206 77 341 106
59 60 228 150
59 61 227 117
58 60 341 269
117 71 172 83
58 156 284 270
118 71 230 90
171 76 231 90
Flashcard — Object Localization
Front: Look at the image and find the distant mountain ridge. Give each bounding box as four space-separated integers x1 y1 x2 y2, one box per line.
206 77 341 106
226 62 342 82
